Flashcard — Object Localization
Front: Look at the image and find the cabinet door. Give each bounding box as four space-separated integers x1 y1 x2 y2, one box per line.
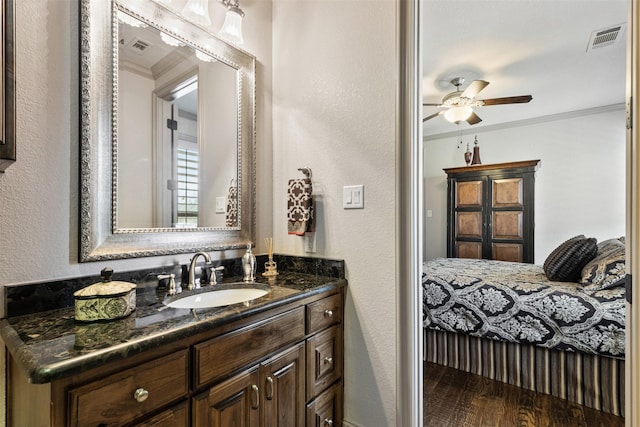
489 176 527 262
261 342 305 427
193 367 261 427
306 382 342 427
449 178 486 260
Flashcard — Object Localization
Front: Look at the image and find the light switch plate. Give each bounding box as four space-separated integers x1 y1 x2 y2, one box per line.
343 185 364 209
215 197 226 213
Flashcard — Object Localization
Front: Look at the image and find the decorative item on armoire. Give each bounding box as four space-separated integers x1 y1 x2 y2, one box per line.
470 135 482 165
225 178 238 227
464 143 472 166
287 167 315 236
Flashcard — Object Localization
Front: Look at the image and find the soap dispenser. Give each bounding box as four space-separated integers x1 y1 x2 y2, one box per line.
242 243 256 282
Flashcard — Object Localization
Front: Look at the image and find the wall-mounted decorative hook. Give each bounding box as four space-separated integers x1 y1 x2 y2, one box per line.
297 167 312 179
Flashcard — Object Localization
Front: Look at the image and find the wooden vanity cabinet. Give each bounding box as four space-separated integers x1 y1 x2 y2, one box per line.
8 288 344 427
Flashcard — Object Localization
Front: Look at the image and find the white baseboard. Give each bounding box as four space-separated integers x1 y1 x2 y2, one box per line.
342 419 364 427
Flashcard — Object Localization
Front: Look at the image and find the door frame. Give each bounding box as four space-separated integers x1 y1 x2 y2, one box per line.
396 0 423 426
626 0 638 425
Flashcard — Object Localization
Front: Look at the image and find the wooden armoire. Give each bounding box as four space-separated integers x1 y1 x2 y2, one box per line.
444 160 540 263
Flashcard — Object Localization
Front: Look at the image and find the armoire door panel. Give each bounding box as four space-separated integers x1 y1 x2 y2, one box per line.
456 212 482 238
492 211 523 239
457 241 483 259
445 160 539 264
456 181 483 207
492 243 524 263
492 178 523 207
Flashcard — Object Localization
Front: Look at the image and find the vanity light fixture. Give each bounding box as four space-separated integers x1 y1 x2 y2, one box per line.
218 0 245 45
160 32 184 47
117 10 147 28
154 0 245 46
181 0 212 27
195 50 216 62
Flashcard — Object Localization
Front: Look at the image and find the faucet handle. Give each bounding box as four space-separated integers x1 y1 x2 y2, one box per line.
211 265 224 285
202 264 224 286
157 273 179 295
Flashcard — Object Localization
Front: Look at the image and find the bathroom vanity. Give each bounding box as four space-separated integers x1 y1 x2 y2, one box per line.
1 258 345 427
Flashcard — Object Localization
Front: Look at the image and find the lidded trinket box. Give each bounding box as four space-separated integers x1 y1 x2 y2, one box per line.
74 267 136 322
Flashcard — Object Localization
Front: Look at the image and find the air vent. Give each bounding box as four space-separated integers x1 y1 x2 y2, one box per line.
130 39 150 52
586 23 625 52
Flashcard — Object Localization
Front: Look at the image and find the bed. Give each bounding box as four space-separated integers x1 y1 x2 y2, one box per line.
422 236 627 416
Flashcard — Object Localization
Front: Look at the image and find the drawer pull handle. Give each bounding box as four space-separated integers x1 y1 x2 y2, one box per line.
133 388 149 403
324 357 334 365
324 419 334 426
266 376 274 400
251 384 260 409
324 309 333 318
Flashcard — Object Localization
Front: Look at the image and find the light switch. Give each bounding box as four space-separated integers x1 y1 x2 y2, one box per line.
343 185 364 209
215 197 226 213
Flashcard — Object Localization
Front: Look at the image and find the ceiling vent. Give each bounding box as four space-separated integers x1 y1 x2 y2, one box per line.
125 37 151 55
586 23 625 52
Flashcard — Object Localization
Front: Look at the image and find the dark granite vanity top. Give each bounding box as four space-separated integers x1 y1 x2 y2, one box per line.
0 255 346 384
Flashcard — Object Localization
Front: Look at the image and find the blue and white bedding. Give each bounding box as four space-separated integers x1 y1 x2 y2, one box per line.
422 258 625 358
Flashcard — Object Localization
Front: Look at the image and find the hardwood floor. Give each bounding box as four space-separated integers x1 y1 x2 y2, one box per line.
424 362 624 427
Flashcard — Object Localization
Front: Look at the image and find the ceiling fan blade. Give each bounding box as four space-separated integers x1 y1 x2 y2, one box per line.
466 111 482 125
422 103 444 107
480 95 533 106
461 80 489 99
422 111 444 122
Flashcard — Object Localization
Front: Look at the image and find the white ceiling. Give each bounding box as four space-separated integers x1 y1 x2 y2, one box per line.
421 0 628 136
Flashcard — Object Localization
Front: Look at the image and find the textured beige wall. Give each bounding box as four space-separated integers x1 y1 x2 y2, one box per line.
271 1 398 425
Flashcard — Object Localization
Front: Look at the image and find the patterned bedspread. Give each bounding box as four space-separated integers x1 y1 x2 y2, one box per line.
422 258 625 358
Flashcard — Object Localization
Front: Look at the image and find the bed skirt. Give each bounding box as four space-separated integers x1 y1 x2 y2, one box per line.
424 328 625 417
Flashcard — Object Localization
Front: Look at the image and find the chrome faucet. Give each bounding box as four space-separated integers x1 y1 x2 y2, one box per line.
188 251 211 290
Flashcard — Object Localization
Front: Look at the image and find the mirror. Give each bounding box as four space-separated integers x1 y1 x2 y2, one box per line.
80 0 256 261
0 0 15 172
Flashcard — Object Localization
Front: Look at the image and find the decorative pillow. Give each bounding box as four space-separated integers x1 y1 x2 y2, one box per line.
580 238 626 291
543 235 598 282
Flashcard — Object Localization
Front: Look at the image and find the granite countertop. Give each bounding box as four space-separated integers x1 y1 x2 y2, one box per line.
1 268 346 384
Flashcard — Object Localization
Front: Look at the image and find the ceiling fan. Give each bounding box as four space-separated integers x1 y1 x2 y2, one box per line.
423 77 532 125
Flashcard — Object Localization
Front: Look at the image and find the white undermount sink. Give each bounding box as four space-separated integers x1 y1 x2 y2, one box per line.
165 285 269 309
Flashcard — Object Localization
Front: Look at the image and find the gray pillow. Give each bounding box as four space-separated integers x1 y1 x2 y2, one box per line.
543 235 598 282
580 238 626 291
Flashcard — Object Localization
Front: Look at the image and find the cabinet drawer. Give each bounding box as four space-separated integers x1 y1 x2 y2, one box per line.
194 307 305 389
306 325 342 400
306 381 343 427
306 293 342 334
68 350 189 427
132 400 189 427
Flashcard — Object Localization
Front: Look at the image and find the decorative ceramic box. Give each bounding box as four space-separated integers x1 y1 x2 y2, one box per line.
74 268 137 322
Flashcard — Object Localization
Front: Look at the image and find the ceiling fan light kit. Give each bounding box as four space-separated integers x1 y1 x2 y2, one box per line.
423 77 533 125
444 106 473 124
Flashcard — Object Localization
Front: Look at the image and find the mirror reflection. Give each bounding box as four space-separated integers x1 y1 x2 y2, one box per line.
117 10 239 230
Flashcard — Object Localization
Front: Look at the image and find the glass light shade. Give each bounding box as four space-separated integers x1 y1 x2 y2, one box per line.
195 49 215 62
117 10 147 28
160 32 183 47
181 0 211 27
218 7 244 45
444 106 473 123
